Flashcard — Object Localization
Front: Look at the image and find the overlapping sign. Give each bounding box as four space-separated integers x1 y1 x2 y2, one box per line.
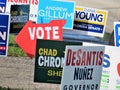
37 0 74 29
73 6 108 37
114 22 120 47
6 0 38 22
83 42 120 90
10 5 30 33
61 46 105 90
16 20 66 58
0 14 10 56
0 0 6 13
34 39 82 84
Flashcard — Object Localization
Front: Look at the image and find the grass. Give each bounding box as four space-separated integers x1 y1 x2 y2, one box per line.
7 33 111 57
8 34 27 57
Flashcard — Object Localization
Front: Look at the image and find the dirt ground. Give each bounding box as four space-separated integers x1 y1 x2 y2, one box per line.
0 0 120 90
0 56 60 90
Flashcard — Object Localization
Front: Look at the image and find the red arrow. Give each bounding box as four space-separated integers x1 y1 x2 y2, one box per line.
15 20 66 58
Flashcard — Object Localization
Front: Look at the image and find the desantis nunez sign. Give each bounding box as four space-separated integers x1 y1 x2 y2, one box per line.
0 14 9 56
73 6 108 37
37 0 74 29
61 46 105 90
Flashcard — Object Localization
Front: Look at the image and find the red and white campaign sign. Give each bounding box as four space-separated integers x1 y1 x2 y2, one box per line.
61 46 105 90
15 20 66 58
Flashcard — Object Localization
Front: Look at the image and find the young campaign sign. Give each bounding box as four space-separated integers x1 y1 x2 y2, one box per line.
83 42 120 90
73 6 108 37
34 39 82 84
37 0 74 29
0 14 9 56
0 0 6 13
16 20 66 58
114 22 120 47
61 46 105 90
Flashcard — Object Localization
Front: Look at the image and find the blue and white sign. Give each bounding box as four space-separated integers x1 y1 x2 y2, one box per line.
74 6 108 37
114 22 120 47
0 0 6 13
0 14 10 56
37 0 74 29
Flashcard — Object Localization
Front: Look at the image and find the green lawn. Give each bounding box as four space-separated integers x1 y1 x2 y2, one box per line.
8 33 111 57
8 34 27 57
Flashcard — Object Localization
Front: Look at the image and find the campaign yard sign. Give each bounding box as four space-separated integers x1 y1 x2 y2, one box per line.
37 0 74 29
100 46 120 90
73 6 108 37
114 22 120 47
61 46 105 90
16 20 66 58
0 0 6 13
6 0 38 22
83 42 120 90
10 5 30 33
0 14 10 56
34 39 82 84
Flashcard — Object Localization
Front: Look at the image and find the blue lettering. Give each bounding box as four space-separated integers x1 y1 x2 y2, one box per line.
75 11 103 22
103 54 110 68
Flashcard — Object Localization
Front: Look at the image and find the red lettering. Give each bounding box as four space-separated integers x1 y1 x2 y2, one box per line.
8 0 38 5
23 0 27 3
19 0 22 3
65 49 103 66
76 49 81 66
86 51 92 66
14 0 18 3
99 51 103 65
92 51 96 65
81 51 86 65
71 51 76 66
66 49 72 66
35 0 38 5
95 51 99 65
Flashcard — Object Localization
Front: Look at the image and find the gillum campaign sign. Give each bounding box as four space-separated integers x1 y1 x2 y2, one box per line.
61 46 105 90
0 0 6 13
34 39 82 84
0 14 9 56
73 6 108 37
37 0 74 29
114 22 120 47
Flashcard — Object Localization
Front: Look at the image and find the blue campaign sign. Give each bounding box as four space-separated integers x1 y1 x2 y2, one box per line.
0 14 9 56
0 0 6 13
37 0 74 29
74 6 108 37
114 22 120 47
